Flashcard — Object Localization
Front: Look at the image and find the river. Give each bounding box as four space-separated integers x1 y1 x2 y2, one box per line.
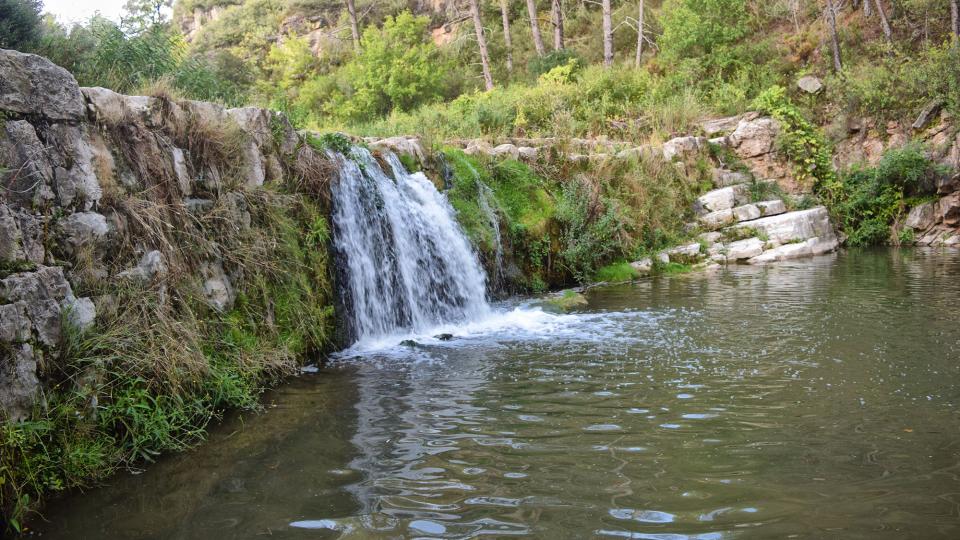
34 248 960 538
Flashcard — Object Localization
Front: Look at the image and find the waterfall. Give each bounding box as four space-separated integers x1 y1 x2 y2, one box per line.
477 180 506 292
330 147 491 346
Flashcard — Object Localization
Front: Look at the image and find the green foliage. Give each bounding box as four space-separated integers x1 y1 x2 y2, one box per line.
593 262 641 283
0 0 42 50
753 86 836 192
834 143 943 246
528 49 584 78
308 132 353 154
301 11 448 124
556 180 630 283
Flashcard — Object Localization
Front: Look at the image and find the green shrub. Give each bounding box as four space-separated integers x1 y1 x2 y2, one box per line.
593 262 641 283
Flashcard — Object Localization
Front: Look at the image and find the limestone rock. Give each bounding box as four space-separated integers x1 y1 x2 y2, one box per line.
0 48 86 120
905 202 937 231
63 295 96 331
0 343 40 422
733 204 761 223
492 143 519 159
201 261 235 312
797 76 823 94
912 100 944 131
0 266 78 347
3 120 56 208
370 136 427 166
748 235 839 264
695 185 750 215
0 301 31 342
728 207 833 244
517 146 538 160
0 206 44 265
726 237 764 261
662 136 707 161
118 250 167 283
729 118 779 158
46 124 104 209
82 87 159 126
755 200 787 217
58 212 110 256
702 112 759 136
713 169 750 188
629 258 652 274
700 209 736 230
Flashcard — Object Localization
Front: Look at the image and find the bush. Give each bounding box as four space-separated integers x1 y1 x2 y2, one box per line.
528 49 585 78
834 143 944 246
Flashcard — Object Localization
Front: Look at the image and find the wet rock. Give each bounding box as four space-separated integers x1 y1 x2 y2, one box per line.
0 343 40 422
0 48 86 120
369 136 427 165
629 258 653 274
797 76 823 94
400 339 419 347
434 333 454 341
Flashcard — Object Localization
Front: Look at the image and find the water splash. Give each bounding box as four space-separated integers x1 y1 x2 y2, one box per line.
330 148 491 347
476 174 506 293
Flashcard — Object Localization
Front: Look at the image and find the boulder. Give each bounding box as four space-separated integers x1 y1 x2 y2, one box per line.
732 204 762 223
755 200 787 217
201 261 235 312
662 243 702 263
694 185 750 214
82 87 159 126
370 136 427 165
629 258 652 274
63 295 96 331
797 76 823 94
0 266 87 347
727 207 833 244
700 209 736 229
904 201 937 231
702 112 759 136
517 146 538 160
0 48 86 120
491 143 520 159
713 169 750 188
726 237 764 262
912 99 944 131
748 235 839 264
729 118 779 158
118 250 167 283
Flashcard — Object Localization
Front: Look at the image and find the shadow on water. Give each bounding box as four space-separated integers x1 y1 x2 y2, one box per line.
34 248 960 539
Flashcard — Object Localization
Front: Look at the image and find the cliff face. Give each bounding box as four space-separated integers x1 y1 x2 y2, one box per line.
0 47 335 425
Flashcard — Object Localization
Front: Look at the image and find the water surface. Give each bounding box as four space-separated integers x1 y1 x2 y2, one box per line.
36 249 960 539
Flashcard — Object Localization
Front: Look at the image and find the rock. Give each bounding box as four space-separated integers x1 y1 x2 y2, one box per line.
517 146 537 160
0 266 77 347
733 204 762 223
702 112 759 136
45 123 104 209
727 207 833 244
748 235 839 264
58 211 110 256
939 192 960 226
713 169 750 188
171 147 192 196
729 118 779 158
434 333 454 341
3 120 56 208
663 243 702 263
240 140 266 187
0 48 86 120
492 143 520 159
615 145 658 161
0 343 40 422
698 232 723 244
912 99 944 131
201 261 235 312
118 250 167 282
904 202 937 231
370 136 427 165
726 237 764 262
82 87 159 126
700 209 736 230
464 140 493 156
695 185 750 214
400 339 419 347
755 200 787 217
629 258 653 274
185 198 215 214
797 76 823 94
656 252 670 264
937 172 959 195
0 302 31 342
662 136 707 161
63 295 96 331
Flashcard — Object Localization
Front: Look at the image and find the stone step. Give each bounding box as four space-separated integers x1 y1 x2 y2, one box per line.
725 206 833 244
698 199 786 230
693 184 750 216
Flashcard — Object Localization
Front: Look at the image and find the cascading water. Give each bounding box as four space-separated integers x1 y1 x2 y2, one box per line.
477 180 506 291
330 147 492 347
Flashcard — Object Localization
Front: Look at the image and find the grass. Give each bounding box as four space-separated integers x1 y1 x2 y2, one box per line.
593 262 641 283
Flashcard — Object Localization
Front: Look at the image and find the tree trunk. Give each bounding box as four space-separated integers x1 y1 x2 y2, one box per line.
635 0 644 67
346 0 360 52
826 0 843 72
469 0 495 90
526 0 546 56
864 0 872 17
602 0 613 67
500 0 514 72
874 0 893 43
951 0 959 41
551 0 564 50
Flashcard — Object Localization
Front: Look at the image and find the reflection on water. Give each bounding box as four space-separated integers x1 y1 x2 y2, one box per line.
35 249 960 539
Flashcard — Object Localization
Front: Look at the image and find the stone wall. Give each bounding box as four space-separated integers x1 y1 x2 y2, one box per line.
0 48 328 422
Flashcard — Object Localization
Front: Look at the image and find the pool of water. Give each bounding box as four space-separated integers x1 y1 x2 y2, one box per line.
34 249 960 539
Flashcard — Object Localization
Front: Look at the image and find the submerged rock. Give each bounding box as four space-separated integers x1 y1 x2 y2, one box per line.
434 333 454 341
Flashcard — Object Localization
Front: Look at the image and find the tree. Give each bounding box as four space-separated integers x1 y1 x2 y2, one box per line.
0 0 43 49
468 0 494 90
873 0 893 43
635 0 644 66
551 0 564 50
500 0 514 72
951 0 959 41
120 0 172 34
346 0 360 52
825 0 842 72
864 0 872 17
602 0 613 67
525 0 546 56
